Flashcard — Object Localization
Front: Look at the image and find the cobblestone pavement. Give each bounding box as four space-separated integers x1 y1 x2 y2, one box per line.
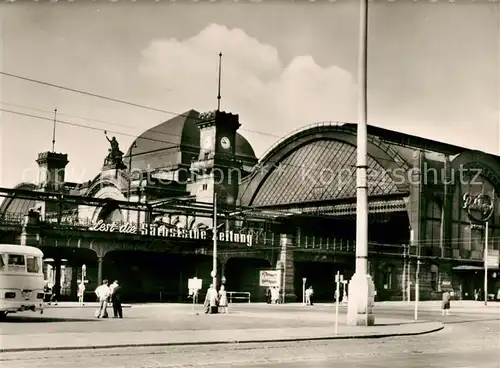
1 319 498 368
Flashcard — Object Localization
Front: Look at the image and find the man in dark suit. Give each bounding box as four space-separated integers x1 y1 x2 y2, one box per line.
110 280 123 318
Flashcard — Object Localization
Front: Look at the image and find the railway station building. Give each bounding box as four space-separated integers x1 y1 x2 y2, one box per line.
1 109 499 303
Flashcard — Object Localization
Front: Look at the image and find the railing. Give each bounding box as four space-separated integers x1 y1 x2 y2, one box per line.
227 291 251 303
295 234 490 261
0 213 25 225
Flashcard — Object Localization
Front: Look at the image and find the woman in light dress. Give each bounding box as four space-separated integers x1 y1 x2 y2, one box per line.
271 286 280 304
219 285 229 313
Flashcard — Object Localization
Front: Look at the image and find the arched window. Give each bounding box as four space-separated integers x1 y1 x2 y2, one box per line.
98 201 122 223
430 264 439 292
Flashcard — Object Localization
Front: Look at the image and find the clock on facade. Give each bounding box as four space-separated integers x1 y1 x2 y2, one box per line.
220 136 231 149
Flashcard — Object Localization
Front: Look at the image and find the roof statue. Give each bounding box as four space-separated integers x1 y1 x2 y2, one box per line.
104 131 127 171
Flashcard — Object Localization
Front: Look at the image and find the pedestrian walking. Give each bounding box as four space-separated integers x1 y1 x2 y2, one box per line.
441 290 451 316
110 280 123 318
218 285 229 314
305 286 314 306
204 284 219 314
77 280 85 306
95 279 111 318
266 287 271 304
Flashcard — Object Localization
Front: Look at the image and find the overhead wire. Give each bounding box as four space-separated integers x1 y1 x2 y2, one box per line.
0 104 410 172
2 71 483 216
0 71 279 139
0 71 413 167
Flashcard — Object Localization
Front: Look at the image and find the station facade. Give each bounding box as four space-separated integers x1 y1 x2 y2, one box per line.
1 109 500 303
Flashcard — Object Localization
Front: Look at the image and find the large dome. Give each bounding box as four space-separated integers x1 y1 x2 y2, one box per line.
126 109 257 172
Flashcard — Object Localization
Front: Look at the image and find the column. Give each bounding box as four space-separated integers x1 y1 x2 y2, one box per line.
54 258 61 300
97 256 103 285
71 264 78 301
19 213 41 246
441 155 453 257
277 234 297 303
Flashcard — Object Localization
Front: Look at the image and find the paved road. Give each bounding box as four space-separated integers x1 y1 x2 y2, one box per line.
1 303 498 368
1 318 498 368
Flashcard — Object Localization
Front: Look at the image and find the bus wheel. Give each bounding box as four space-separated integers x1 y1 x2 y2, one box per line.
0 312 7 321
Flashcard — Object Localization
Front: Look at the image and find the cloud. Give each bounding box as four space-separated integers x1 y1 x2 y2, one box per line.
138 23 357 156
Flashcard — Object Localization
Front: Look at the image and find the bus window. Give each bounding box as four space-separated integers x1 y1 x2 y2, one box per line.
0 254 5 269
27 256 41 273
8 254 26 271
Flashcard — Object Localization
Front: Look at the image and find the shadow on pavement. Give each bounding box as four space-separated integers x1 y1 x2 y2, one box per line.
443 317 500 325
2 316 100 323
374 321 429 326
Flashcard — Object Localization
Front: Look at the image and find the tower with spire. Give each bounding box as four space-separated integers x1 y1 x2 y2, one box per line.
190 53 242 209
35 108 69 220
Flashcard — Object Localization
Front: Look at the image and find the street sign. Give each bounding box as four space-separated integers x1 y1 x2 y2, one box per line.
188 277 202 291
259 270 281 287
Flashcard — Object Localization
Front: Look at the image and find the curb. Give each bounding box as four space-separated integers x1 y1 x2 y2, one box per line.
0 323 444 353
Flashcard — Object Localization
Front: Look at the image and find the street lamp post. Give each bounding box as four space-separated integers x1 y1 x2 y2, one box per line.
484 220 489 306
81 264 86 285
212 193 218 291
463 190 495 306
346 0 375 326
302 277 307 305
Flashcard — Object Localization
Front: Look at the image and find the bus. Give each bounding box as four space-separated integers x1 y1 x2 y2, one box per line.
0 244 45 319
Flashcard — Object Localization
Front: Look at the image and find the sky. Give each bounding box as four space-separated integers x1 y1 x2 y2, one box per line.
0 0 499 189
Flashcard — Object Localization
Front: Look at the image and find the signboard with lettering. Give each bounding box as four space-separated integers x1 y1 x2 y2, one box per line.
188 277 202 290
259 270 281 287
462 192 495 223
88 220 253 246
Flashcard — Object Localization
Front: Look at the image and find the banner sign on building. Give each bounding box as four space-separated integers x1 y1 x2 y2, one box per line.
486 249 500 269
462 192 495 222
88 220 253 246
259 270 281 287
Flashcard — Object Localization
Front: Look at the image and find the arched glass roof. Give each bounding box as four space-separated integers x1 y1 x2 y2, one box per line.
0 183 37 219
251 140 400 207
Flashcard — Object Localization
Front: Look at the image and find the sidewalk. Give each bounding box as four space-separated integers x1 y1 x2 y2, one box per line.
0 305 443 352
373 300 500 314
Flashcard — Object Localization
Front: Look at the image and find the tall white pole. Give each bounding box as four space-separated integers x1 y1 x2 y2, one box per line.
414 258 420 320
484 221 488 306
346 0 375 326
356 0 369 277
414 222 420 320
212 193 218 291
335 271 340 334
302 278 306 305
